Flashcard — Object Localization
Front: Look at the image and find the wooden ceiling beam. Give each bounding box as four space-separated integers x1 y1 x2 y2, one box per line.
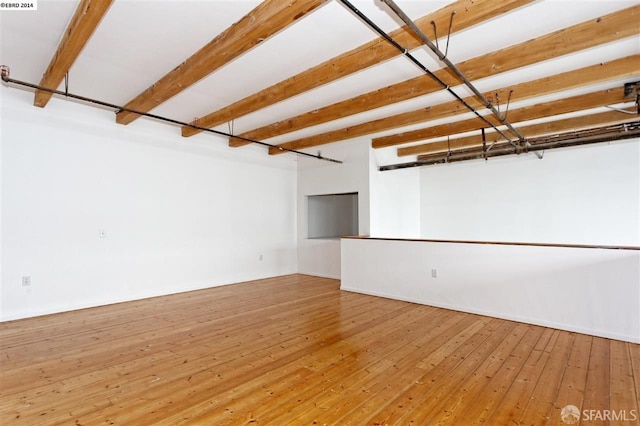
406 109 638 158
373 87 627 149
184 0 534 139
115 0 330 125
262 55 638 154
266 5 639 154
34 0 114 108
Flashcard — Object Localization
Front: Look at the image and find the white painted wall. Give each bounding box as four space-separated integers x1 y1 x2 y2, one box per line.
1 89 298 321
343 141 640 342
420 140 640 246
342 238 640 343
0 86 3 316
297 139 370 279
3 83 637 323
369 155 421 238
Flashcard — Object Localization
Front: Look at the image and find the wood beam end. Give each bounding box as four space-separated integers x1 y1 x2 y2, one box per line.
229 137 250 148
115 111 138 125
268 146 287 155
33 90 50 108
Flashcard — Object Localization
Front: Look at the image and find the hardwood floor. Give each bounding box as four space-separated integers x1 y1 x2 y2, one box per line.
1 274 638 425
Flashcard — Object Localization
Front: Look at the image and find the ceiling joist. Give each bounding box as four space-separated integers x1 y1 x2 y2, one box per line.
10 1 638 166
400 109 639 157
265 5 639 154
182 0 534 140
373 87 628 148
395 120 640 169
262 55 638 154
115 0 330 125
34 0 114 108
416 119 640 165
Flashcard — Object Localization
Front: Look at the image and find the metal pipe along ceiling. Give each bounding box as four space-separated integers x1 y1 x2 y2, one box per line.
379 0 545 159
380 121 640 171
0 66 343 165
380 0 524 141
338 0 520 150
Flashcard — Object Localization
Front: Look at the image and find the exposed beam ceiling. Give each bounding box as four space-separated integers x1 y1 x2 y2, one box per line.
262 55 639 154
405 109 639 158
34 0 114 108
3 0 638 168
266 5 639 155
185 0 534 139
401 120 640 169
115 0 330 125
373 87 628 148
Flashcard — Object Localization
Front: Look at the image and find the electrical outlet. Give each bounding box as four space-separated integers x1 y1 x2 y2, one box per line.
259 254 263 261
99 229 106 238
431 269 437 278
21 276 31 286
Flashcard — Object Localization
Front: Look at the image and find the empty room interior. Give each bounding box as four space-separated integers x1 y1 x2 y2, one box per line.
1 0 639 424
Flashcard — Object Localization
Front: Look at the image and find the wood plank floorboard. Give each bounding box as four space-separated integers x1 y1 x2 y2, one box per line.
0 274 638 425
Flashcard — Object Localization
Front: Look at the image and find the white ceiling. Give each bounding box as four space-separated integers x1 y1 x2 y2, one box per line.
1 0 638 165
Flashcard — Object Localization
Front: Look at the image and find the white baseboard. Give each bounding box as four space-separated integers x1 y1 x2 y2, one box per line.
341 286 640 344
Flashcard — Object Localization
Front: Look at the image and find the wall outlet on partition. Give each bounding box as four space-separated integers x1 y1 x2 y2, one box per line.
21 276 31 286
99 229 106 238
431 269 438 278
259 254 263 261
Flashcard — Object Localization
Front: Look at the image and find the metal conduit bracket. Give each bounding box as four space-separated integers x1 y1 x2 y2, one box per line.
0 65 10 80
623 81 640 99
623 81 640 114
64 71 69 97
